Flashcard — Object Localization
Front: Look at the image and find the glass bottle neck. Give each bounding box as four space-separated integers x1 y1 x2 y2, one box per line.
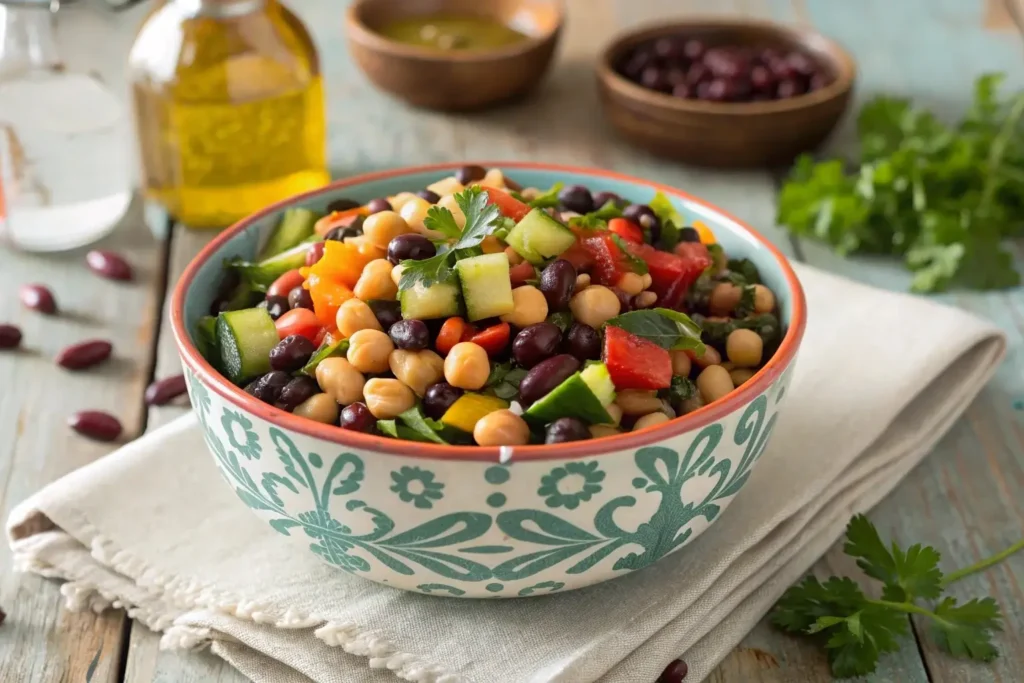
173 0 268 18
0 2 62 74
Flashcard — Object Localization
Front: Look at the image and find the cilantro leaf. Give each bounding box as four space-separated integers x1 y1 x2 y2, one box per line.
649 191 684 226
453 186 502 250
930 597 1002 661
733 285 756 318
823 606 908 678
568 201 623 230
485 362 527 401
398 252 456 291
726 258 762 285
662 375 697 405
609 234 649 275
605 308 705 354
528 182 563 208
773 576 871 634
396 405 448 444
546 311 574 333
844 515 943 602
423 204 463 239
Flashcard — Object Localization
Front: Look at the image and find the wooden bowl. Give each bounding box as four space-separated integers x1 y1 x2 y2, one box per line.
346 0 563 111
596 19 856 168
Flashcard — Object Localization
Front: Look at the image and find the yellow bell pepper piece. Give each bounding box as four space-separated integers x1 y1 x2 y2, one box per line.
693 220 716 245
441 394 509 434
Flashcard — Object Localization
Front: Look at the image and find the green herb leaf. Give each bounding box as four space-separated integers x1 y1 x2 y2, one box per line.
930 597 1002 661
734 285 756 318
844 514 943 602
398 252 457 291
527 182 564 208
568 201 623 230
546 311 574 334
377 419 399 438
663 375 697 405
298 339 350 377
658 220 682 251
486 362 527 401
396 405 449 444
609 234 649 275
423 205 463 239
726 258 762 285
605 308 705 354
649 191 684 227
453 186 503 250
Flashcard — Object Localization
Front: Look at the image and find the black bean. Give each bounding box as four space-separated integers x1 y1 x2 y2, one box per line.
0 324 22 349
512 323 562 369
270 335 316 372
263 295 290 320
326 197 361 213
545 417 591 444
387 234 436 265
539 259 576 312
564 323 601 362
455 165 486 185
592 191 624 209
678 227 701 243
250 371 291 404
422 382 463 420
366 198 392 214
288 286 314 311
324 218 364 242
417 189 440 204
612 287 633 313
367 299 402 331
518 354 580 405
276 375 318 412
389 319 430 350
624 204 661 244
558 184 595 214
340 402 377 432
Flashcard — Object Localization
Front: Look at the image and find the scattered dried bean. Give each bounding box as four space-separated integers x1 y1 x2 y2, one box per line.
144 374 187 406
86 250 133 281
68 410 122 441
57 339 112 370
0 324 21 349
19 284 57 314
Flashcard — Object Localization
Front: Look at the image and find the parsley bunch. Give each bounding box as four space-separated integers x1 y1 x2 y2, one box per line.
773 515 1024 677
777 73 1024 292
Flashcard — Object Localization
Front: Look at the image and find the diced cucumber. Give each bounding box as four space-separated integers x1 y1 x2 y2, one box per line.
259 208 320 260
230 240 316 292
215 308 280 385
298 339 349 376
195 315 219 367
505 208 577 264
399 281 461 320
441 394 509 434
524 362 616 426
455 252 514 321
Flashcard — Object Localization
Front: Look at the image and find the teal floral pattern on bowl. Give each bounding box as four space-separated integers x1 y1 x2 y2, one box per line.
173 163 804 598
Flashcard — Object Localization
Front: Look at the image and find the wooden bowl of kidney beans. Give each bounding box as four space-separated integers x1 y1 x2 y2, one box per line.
596 19 855 168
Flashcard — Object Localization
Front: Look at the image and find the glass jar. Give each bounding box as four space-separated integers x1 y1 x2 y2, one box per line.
0 0 132 251
128 0 329 230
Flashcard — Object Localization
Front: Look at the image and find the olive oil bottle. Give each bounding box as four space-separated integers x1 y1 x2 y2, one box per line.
128 0 328 229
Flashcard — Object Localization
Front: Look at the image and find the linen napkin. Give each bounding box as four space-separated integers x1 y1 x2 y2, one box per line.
7 263 1007 683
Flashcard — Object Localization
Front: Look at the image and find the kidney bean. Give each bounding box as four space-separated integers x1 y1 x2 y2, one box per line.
68 410 122 442
19 284 57 314
366 198 392 214
288 286 314 311
539 259 576 312
0 604 5 626
422 382 463 420
305 241 326 266
592 191 624 209
0 324 22 349
324 219 364 242
558 185 595 214
389 319 430 350
564 323 601 362
512 322 562 369
262 295 290 320
57 340 112 370
248 371 291 404
326 197 361 213
455 165 486 185
388 234 435 265
545 417 591 444
276 376 319 412
85 250 133 281
340 402 377 432
659 659 688 683
367 299 401 331
417 189 440 204
267 269 305 298
144 374 187 406
270 335 316 372
518 354 580 405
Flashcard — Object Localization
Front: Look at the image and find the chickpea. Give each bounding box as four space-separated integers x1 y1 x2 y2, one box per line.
641 273 653 290
504 246 524 266
753 284 776 314
697 365 734 404
634 412 670 431
427 176 465 197
589 424 621 439
616 272 645 296
679 395 705 414
574 273 591 290
315 357 365 406
336 298 383 338
603 403 623 426
634 291 658 309
293 393 340 424
481 236 504 254
347 329 394 374
354 259 398 301
363 378 416 419
363 211 413 249
730 368 756 386
473 409 530 446
670 350 692 377
615 389 664 416
437 194 467 229
569 285 620 329
519 187 541 202
390 349 445 396
391 262 407 288
480 168 507 190
708 282 742 316
443 341 490 390
693 345 722 369
357 240 388 262
389 192 418 212
399 196 432 233
500 286 549 328
726 328 763 368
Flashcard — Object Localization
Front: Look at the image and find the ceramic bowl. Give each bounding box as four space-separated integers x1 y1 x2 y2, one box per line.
597 19 856 168
170 163 806 599
345 0 563 111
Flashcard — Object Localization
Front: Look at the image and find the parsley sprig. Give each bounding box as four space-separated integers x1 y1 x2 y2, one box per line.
398 187 503 291
773 514 1024 677
777 73 1024 292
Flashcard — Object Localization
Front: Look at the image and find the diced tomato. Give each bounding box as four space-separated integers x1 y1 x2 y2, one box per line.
482 187 531 222
558 240 594 273
608 218 644 244
267 269 305 298
470 322 511 355
275 308 321 342
314 207 367 236
436 317 468 356
581 233 628 286
602 325 672 390
634 242 711 309
509 261 537 287
306 273 354 328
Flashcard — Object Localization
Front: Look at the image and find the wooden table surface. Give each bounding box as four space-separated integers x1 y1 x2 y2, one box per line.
2 0 1023 681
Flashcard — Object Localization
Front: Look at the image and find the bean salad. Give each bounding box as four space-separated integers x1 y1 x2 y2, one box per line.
198 167 785 447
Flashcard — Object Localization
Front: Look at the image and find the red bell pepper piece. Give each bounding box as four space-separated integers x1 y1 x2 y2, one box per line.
608 217 644 244
557 240 594 274
470 322 511 356
581 233 628 286
632 242 711 310
436 317 468 356
483 187 531 222
602 325 672 390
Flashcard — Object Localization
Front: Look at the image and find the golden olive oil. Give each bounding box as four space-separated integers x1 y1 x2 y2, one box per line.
378 15 529 51
129 0 328 229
